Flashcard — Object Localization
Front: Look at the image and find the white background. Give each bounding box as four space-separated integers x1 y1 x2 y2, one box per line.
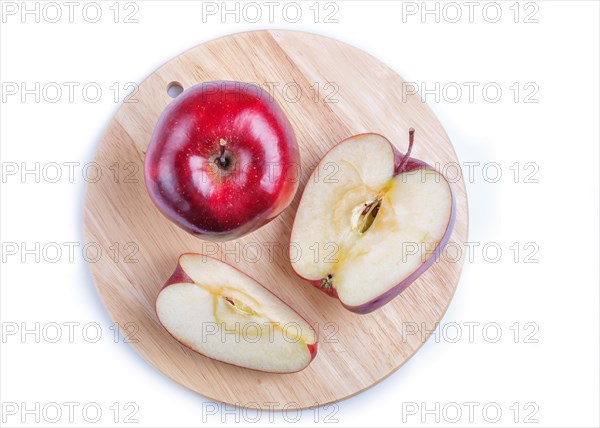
1 1 599 427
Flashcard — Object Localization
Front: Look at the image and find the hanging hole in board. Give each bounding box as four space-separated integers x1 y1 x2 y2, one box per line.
167 81 184 98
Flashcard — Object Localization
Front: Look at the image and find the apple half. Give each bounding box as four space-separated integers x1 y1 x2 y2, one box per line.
156 254 317 373
290 130 455 314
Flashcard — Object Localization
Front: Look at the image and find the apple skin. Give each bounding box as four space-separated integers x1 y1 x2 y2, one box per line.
156 254 318 372
292 132 456 314
145 81 300 241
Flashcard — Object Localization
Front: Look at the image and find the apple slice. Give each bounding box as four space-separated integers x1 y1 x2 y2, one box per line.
290 129 455 314
156 254 317 373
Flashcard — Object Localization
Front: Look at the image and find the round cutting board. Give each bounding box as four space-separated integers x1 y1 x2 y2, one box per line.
84 30 468 409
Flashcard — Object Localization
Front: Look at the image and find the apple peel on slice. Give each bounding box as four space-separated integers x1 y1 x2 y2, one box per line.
156 254 318 373
290 130 455 314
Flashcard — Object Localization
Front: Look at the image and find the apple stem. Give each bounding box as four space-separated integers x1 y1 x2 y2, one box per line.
398 128 415 171
216 138 229 168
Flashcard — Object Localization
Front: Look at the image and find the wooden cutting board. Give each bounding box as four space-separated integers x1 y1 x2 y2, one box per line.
84 30 468 409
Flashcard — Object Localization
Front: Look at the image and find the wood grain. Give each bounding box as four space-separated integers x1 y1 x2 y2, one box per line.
83 30 468 409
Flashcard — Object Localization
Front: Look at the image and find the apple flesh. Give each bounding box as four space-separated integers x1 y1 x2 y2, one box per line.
290 130 455 314
156 254 318 373
145 81 300 241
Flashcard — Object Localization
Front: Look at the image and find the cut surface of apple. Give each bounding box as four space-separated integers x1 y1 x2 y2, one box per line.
156 254 317 373
290 131 455 313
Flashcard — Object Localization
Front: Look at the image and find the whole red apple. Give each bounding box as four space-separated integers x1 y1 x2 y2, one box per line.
145 81 300 241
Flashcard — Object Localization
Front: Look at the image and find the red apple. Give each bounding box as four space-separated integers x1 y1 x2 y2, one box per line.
156 254 318 373
290 129 455 314
145 81 300 241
